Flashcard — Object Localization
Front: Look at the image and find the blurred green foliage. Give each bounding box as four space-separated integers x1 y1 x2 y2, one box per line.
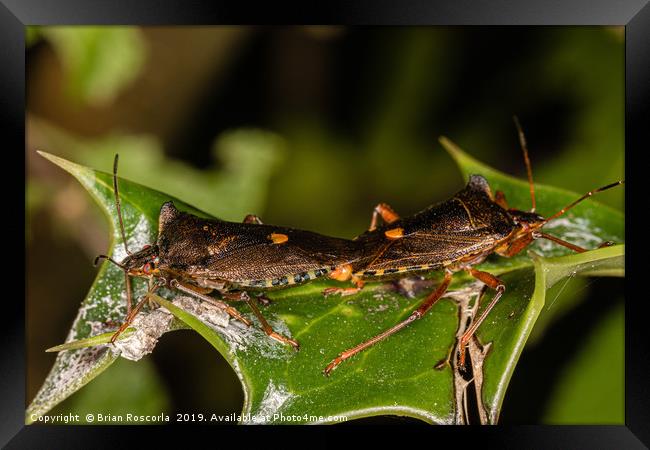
33 26 146 106
543 301 624 423
31 120 286 221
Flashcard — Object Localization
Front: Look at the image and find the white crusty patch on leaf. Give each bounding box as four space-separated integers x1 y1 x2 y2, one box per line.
245 381 295 424
26 346 117 423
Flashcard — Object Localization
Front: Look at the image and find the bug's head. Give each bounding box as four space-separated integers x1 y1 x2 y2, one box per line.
120 244 160 276
510 178 624 235
508 209 546 234
503 117 623 242
95 243 160 277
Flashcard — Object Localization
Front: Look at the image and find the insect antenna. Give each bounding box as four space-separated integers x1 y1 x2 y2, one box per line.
93 254 126 269
91 155 141 317
541 180 624 226
513 115 536 212
92 155 132 269
112 154 132 256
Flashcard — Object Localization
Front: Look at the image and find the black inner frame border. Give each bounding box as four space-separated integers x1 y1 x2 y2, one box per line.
4 0 648 447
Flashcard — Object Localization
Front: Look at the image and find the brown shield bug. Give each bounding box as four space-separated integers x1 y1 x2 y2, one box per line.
96 155 370 349
322 118 623 375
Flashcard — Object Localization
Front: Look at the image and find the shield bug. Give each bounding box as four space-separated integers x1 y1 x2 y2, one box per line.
322 118 623 375
96 155 372 349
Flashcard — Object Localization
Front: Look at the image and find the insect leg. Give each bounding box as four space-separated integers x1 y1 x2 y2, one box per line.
243 214 263 224
368 203 401 231
169 279 252 327
175 279 213 295
110 296 149 344
324 270 453 376
322 280 364 297
124 271 133 316
537 232 587 253
323 264 364 297
254 293 273 306
146 277 159 309
457 269 506 366
110 280 164 344
498 230 606 257
243 293 300 349
434 285 489 370
222 291 273 306
323 281 364 296
495 232 535 257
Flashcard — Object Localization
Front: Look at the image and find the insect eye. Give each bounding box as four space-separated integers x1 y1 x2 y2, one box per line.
143 262 152 274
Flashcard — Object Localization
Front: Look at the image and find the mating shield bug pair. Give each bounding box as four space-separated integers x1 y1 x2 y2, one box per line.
94 118 623 375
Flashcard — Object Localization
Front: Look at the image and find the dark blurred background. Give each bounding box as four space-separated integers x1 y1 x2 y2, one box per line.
26 26 624 424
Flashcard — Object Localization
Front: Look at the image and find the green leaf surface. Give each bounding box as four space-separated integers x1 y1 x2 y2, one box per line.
29 140 623 424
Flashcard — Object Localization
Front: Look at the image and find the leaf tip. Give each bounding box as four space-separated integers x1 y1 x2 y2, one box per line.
36 150 80 172
439 136 470 168
36 149 58 163
438 136 455 153
45 342 71 353
37 151 98 190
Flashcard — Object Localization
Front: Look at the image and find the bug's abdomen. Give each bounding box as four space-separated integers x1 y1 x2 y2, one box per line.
233 266 336 290
356 263 444 279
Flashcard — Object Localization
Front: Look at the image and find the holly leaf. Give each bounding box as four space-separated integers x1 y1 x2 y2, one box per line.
28 139 623 424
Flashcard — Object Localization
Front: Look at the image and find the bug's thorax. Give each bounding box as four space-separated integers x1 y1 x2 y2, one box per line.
398 175 516 240
347 175 520 279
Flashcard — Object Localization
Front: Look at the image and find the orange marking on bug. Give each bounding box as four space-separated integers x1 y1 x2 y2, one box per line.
329 264 353 282
270 233 289 244
385 227 404 239
378 203 400 223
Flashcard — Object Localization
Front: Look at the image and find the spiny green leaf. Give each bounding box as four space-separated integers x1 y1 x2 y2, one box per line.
29 139 623 424
27 130 283 422
476 245 623 423
50 358 172 424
